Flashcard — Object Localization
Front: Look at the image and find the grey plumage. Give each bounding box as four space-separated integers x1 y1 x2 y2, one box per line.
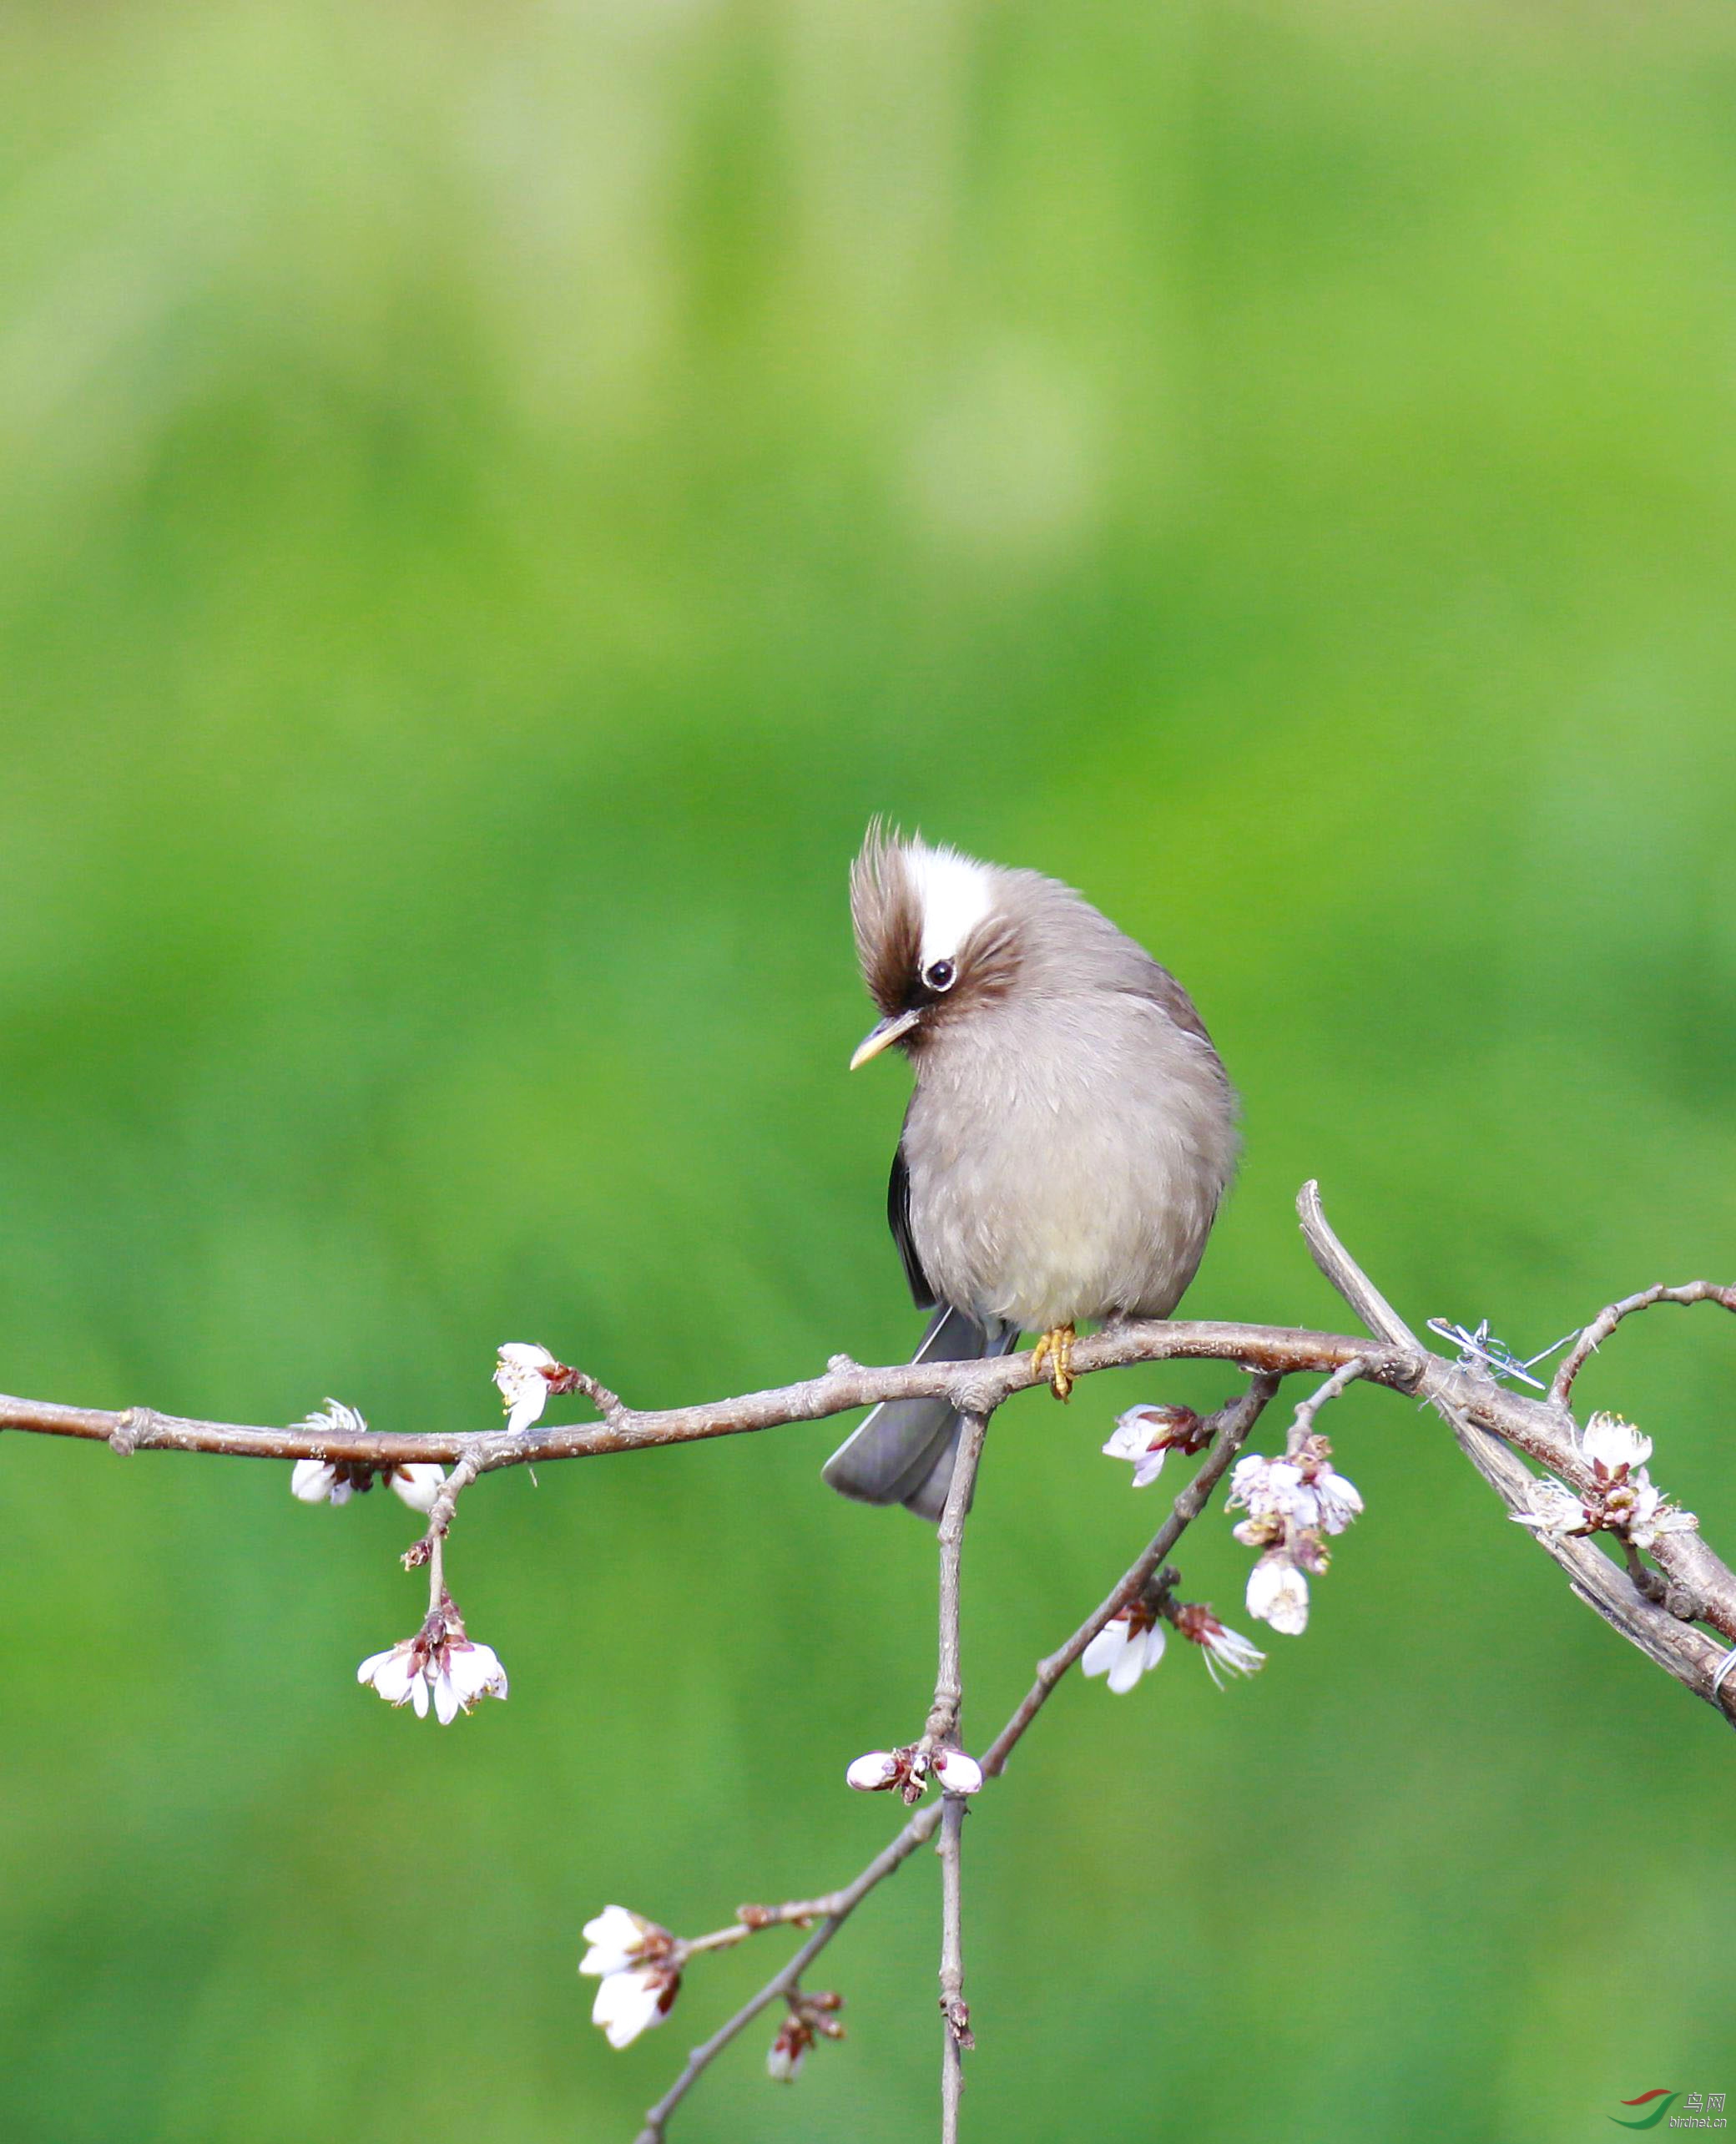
824 827 1239 1520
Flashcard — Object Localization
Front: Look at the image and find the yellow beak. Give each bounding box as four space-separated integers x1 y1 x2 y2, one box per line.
849 1007 921 1070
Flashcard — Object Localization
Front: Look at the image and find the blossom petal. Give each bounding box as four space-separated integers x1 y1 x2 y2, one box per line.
581 1905 651 1977
932 1749 984 1795
360 1647 421 1708
431 1666 462 1725
592 1967 674 2050
291 1459 338 1504
1315 1468 1364 1534
845 1750 901 1792
391 1464 446 1514
1080 1622 1129 1680
1106 1632 1153 1693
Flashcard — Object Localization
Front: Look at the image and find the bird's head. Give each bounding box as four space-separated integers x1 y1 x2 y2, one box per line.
847 825 1022 1069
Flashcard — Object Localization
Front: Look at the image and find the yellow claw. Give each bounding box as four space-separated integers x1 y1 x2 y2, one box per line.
1031 1324 1076 1401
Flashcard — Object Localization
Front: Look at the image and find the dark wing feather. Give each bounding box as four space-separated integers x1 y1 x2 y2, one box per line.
1125 955 1214 1046
887 1138 935 1309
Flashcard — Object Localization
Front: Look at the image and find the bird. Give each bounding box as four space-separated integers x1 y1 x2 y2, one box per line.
822 825 1239 1523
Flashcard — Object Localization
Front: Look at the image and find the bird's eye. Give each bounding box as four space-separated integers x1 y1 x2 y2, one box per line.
923 959 956 993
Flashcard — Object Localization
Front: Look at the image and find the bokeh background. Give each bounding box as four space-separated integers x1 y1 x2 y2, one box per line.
4 2 1735 2137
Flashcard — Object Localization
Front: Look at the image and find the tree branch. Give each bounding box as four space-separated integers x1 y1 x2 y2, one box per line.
0 1322 1400 1470
1296 1180 1736 1720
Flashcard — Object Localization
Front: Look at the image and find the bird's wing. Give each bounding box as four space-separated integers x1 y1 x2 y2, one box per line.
887 1135 936 1309
1123 953 1215 1046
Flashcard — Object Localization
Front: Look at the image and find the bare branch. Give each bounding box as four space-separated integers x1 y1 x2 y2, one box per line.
641 1394 1272 2139
1297 1181 1736 1720
0 1320 1400 1471
1552 1281 1736 1406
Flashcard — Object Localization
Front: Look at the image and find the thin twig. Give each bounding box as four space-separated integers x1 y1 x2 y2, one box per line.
1284 1355 1377 1455
982 1376 1279 1773
642 1391 1273 2141
634 1803 945 2144
939 1794 970 2138
928 1413 988 2134
1551 1281 1736 1406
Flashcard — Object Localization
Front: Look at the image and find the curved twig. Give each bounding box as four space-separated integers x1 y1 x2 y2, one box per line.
1552 1281 1736 1406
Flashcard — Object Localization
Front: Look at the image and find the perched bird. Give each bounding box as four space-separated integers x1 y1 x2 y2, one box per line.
823 827 1239 1522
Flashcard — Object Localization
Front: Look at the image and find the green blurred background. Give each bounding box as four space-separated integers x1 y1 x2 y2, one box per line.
3 2 1735 2137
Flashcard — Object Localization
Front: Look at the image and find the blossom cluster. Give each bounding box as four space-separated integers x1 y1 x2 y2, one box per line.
356 1594 509 1723
292 1344 591 1723
288 1400 446 1513
1080 1587 1264 1695
845 1742 983 1802
1511 1413 1697 1552
1224 1433 1363 1637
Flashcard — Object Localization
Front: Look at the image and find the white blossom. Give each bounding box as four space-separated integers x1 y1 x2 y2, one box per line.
931 1749 984 1796
1082 1611 1167 1693
1173 1603 1266 1687
1509 1451 1696 1552
1245 1552 1310 1636
297 1397 369 1439
766 2000 841 2081
1583 1412 1653 1474
494 1343 559 1434
356 1602 508 1723
1101 1405 1205 1488
591 1964 678 2049
1510 1475 1587 1538
290 1403 369 1506
580 1904 679 2049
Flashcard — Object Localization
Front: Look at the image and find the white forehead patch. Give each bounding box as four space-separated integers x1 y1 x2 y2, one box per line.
908 844 996 971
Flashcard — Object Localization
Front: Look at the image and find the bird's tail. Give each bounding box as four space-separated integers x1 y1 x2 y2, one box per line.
821 1308 1022 1523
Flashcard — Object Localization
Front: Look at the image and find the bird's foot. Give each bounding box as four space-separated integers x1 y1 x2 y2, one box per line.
1031 1323 1077 1401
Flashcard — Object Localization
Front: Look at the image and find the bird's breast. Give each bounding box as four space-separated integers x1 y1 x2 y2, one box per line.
901 996 1235 1333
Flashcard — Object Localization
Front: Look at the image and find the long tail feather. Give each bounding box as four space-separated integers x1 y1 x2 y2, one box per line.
821 1309 1022 1521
